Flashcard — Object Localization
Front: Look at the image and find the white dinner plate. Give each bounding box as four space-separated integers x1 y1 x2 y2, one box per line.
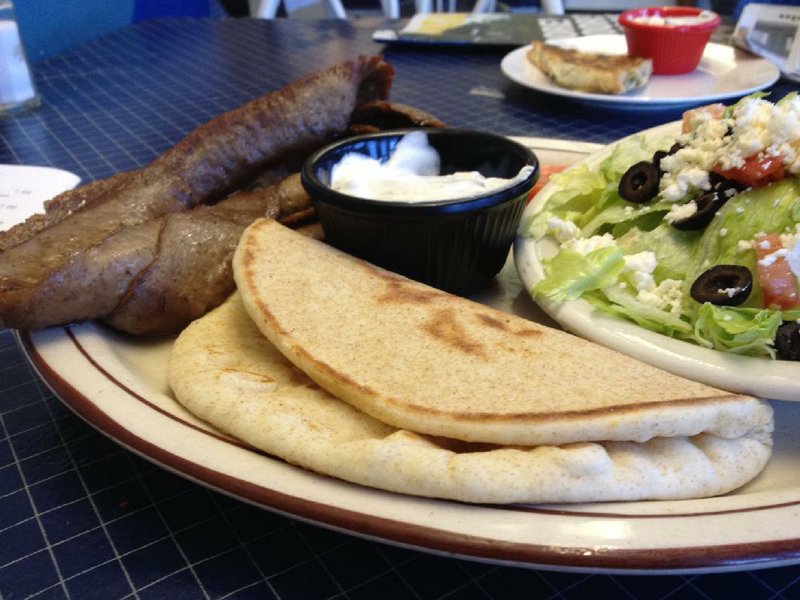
501 35 781 109
515 124 800 402
19 140 800 574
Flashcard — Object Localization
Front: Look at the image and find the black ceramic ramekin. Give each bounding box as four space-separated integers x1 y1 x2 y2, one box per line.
300 128 539 293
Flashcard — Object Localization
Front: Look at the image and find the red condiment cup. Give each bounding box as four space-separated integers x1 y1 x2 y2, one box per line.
618 6 721 75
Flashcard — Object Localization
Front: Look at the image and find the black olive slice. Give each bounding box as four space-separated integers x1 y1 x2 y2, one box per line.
619 161 660 203
671 191 726 231
668 142 684 154
776 322 800 361
708 171 746 195
690 264 752 306
652 143 684 173
652 150 668 173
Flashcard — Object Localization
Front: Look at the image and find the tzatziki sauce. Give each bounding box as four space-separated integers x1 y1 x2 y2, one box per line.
330 131 532 202
629 10 716 27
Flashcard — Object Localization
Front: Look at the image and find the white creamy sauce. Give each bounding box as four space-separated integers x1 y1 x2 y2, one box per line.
629 11 715 27
330 131 532 202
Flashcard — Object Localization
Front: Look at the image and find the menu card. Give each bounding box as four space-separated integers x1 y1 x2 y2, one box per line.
0 164 80 231
372 12 621 46
733 3 800 82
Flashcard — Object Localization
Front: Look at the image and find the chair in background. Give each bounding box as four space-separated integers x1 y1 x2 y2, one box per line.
249 0 347 18
542 0 693 15
380 0 497 20
411 0 497 14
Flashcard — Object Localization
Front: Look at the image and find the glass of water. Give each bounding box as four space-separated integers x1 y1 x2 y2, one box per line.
0 0 40 116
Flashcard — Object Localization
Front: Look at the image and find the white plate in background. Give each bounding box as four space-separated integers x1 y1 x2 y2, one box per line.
501 35 781 109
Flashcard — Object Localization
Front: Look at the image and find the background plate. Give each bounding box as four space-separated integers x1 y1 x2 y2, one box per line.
21 140 800 574
501 35 781 109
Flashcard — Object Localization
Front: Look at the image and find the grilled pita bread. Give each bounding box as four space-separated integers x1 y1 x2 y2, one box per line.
232 219 771 450
527 40 652 94
168 293 772 503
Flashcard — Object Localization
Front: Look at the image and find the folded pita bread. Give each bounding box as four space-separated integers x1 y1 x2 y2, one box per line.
168 294 772 503
232 219 772 449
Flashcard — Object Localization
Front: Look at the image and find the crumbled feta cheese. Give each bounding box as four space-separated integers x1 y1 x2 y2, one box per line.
665 200 698 223
720 227 728 237
618 252 684 313
662 169 710 202
718 286 743 298
623 251 657 294
780 223 800 250
632 270 656 292
637 278 684 313
623 251 657 275
548 216 580 243
786 237 800 280
561 232 616 255
658 95 800 202
758 248 788 267
737 239 755 252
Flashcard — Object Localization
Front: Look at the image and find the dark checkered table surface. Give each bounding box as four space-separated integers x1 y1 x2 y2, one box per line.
1 14 799 600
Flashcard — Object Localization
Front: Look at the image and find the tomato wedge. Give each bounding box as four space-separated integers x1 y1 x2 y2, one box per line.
681 103 725 133
754 233 800 310
527 164 567 202
715 154 786 189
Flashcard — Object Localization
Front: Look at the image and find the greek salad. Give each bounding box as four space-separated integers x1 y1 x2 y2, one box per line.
522 93 800 360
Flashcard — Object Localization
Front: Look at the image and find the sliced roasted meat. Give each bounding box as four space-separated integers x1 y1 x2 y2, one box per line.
349 100 446 134
0 56 393 330
102 174 310 335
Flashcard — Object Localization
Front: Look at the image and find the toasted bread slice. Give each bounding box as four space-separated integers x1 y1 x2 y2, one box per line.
527 40 652 94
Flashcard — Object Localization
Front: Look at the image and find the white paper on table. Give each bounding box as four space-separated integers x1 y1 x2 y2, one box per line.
732 3 800 82
0 165 80 231
0 19 36 105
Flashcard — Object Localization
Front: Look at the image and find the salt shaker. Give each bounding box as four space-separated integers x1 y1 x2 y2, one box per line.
0 0 40 116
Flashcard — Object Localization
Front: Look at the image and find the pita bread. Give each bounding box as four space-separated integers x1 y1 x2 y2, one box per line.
168 294 772 503
232 219 772 449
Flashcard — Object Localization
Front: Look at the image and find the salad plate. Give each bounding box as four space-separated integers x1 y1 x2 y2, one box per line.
17 139 800 574
500 35 781 110
515 123 800 402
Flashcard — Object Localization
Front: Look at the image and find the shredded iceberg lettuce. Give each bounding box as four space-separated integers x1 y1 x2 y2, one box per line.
524 130 800 359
